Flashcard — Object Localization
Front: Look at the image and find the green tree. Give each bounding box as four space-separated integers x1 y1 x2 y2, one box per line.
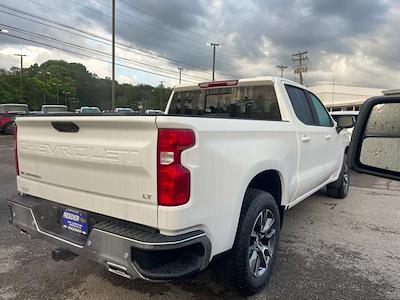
0 60 172 111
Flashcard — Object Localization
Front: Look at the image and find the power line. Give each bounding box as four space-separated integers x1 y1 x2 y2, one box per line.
56 0 237 64
0 3 237 78
29 0 101 28
92 0 206 48
1 32 198 83
95 0 244 59
117 0 211 43
0 24 210 81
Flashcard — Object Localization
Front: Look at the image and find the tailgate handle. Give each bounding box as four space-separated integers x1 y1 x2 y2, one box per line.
51 121 79 133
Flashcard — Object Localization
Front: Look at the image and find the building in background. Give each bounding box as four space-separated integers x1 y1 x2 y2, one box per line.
382 89 400 96
309 83 383 112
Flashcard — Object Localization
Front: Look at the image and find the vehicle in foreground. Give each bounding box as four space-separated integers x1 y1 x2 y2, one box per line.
8 77 353 295
0 103 28 134
114 107 134 113
41 105 68 113
79 106 101 113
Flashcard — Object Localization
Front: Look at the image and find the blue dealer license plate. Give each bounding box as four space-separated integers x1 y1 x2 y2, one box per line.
62 209 88 235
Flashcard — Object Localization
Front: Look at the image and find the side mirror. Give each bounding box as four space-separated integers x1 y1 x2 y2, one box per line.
335 115 355 132
348 96 400 181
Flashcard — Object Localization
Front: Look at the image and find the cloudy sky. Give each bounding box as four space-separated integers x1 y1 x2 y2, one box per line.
0 0 398 88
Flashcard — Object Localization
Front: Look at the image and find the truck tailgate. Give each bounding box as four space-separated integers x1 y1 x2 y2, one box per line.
15 116 158 227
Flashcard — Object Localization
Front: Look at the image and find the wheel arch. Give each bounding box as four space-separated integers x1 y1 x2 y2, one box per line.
242 169 286 227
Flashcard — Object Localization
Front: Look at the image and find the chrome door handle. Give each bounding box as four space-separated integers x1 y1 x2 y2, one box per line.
301 135 311 142
325 134 332 140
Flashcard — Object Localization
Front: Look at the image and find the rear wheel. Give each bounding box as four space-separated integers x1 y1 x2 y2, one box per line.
327 153 349 198
233 189 280 295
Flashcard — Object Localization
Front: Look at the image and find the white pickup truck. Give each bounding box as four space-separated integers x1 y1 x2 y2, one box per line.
8 77 352 295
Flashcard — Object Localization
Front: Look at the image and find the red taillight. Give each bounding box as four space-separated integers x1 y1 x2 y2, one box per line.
157 129 195 206
14 125 19 176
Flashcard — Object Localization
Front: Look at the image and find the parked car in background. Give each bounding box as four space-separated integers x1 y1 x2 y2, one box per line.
79 106 101 113
41 105 68 113
114 107 134 113
330 111 359 138
145 109 164 114
9 77 354 295
0 103 28 134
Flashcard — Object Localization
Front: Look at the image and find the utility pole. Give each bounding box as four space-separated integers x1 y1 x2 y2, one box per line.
177 67 184 84
111 0 116 110
207 43 221 81
291 51 308 85
276 65 288 78
14 54 27 102
159 81 164 87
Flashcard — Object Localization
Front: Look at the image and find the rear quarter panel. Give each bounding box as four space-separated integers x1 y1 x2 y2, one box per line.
156 116 298 257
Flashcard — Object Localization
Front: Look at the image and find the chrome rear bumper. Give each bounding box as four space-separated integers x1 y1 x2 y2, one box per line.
8 194 211 281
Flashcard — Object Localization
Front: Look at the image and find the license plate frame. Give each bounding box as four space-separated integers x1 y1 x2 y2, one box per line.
61 208 88 235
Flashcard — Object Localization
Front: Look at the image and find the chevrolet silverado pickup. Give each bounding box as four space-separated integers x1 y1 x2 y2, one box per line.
8 77 352 295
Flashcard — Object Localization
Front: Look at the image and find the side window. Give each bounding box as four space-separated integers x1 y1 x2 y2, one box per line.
285 85 315 125
307 92 333 127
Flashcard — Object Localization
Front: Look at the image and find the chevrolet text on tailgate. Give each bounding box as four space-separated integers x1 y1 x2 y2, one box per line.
8 77 352 295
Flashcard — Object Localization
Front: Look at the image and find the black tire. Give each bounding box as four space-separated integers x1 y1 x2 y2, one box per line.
327 153 349 199
233 189 281 295
2 122 14 135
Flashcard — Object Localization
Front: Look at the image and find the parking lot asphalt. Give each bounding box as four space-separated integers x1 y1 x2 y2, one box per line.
0 135 399 300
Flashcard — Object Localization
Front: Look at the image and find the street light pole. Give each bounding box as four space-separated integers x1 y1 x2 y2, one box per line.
63 91 70 105
177 67 184 84
39 71 50 104
111 0 116 110
53 83 62 104
14 54 27 102
207 43 221 81
57 84 59 104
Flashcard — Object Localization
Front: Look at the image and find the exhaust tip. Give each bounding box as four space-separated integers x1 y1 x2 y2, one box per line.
106 261 131 279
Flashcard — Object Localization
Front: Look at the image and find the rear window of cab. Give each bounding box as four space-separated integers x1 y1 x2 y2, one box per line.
169 85 281 121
